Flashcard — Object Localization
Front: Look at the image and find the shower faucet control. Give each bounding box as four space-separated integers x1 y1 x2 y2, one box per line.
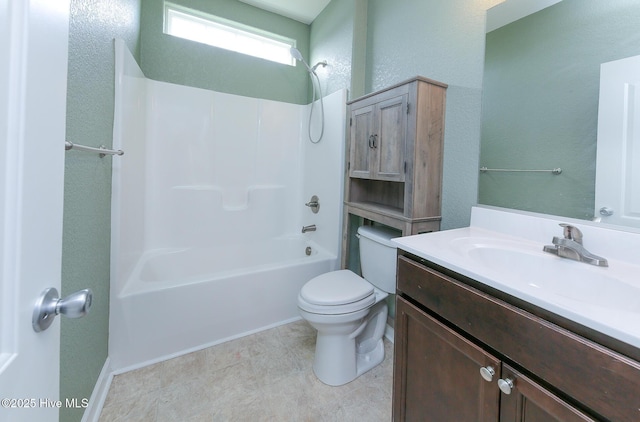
305 195 320 213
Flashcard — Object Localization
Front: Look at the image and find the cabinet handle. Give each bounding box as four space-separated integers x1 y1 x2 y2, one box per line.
372 134 378 149
498 378 515 395
368 134 375 148
479 366 495 382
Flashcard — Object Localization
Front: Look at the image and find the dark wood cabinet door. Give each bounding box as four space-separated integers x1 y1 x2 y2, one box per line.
394 297 501 421
499 364 597 422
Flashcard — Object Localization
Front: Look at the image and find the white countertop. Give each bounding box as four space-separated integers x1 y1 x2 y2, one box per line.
392 206 640 350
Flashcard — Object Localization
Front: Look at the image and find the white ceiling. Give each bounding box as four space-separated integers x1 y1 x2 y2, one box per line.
486 0 562 32
238 0 563 30
237 0 331 24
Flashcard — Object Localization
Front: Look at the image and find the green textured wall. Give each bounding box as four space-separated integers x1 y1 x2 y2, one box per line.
139 0 310 104
479 0 640 220
366 0 497 230
61 0 140 421
309 0 356 100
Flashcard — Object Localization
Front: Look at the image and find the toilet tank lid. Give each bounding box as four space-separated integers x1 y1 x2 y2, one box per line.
357 225 400 248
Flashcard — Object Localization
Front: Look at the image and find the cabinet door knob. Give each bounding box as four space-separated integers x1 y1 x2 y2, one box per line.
479 366 495 382
498 378 515 395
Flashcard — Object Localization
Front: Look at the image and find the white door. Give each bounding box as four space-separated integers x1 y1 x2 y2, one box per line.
595 55 640 228
0 0 69 421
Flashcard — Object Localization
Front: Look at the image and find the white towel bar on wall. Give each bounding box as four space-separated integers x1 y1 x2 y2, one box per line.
480 166 562 175
65 141 124 157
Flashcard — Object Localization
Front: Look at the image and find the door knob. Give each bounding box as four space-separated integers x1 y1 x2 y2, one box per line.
498 377 515 395
599 207 614 216
32 287 93 332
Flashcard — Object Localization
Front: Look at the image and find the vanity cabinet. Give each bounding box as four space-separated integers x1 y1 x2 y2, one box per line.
393 253 640 422
342 77 446 268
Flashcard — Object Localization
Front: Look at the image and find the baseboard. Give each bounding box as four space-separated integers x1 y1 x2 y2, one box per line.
81 357 113 422
384 322 394 343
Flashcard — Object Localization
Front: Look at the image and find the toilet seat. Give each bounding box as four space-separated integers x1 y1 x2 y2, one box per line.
298 270 375 315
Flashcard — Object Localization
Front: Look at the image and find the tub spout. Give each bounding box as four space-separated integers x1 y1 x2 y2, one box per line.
302 224 316 233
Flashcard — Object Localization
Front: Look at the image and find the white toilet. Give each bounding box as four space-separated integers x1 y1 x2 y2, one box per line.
298 225 398 386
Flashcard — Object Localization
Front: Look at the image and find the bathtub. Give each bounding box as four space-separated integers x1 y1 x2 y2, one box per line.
110 238 337 371
110 41 346 372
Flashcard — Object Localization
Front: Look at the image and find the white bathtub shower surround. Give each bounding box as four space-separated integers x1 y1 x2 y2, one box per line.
110 39 346 371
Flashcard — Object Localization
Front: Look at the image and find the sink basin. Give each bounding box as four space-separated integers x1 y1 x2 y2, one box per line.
452 237 640 314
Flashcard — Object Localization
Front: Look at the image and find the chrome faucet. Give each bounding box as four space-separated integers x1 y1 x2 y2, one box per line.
302 224 316 233
543 223 608 267
305 195 320 214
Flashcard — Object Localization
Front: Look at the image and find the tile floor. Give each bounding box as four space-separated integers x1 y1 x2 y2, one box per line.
98 320 394 421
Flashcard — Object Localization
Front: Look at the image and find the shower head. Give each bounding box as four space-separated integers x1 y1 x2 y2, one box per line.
289 47 313 72
289 47 304 62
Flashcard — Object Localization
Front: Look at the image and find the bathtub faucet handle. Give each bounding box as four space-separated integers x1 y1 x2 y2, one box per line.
305 195 320 214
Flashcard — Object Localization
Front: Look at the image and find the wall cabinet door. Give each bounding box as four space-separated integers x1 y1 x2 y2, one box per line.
349 94 407 182
499 365 596 422
394 297 501 421
374 94 407 181
349 104 375 179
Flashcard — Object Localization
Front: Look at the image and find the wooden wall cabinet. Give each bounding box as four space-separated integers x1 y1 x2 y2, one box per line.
349 93 408 182
341 77 447 268
393 253 640 421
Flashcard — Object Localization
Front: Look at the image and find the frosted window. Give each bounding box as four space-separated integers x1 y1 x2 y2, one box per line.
164 2 296 66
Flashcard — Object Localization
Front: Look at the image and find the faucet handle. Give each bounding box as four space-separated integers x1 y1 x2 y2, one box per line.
559 223 582 244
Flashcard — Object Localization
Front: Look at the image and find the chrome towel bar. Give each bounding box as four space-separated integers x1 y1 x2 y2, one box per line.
480 166 562 175
65 141 124 157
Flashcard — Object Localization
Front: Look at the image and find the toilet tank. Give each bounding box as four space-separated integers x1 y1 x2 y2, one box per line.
357 225 399 293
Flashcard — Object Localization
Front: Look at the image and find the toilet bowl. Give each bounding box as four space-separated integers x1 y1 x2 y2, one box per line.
297 225 398 386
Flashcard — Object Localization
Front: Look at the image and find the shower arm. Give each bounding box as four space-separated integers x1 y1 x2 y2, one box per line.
311 61 328 73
